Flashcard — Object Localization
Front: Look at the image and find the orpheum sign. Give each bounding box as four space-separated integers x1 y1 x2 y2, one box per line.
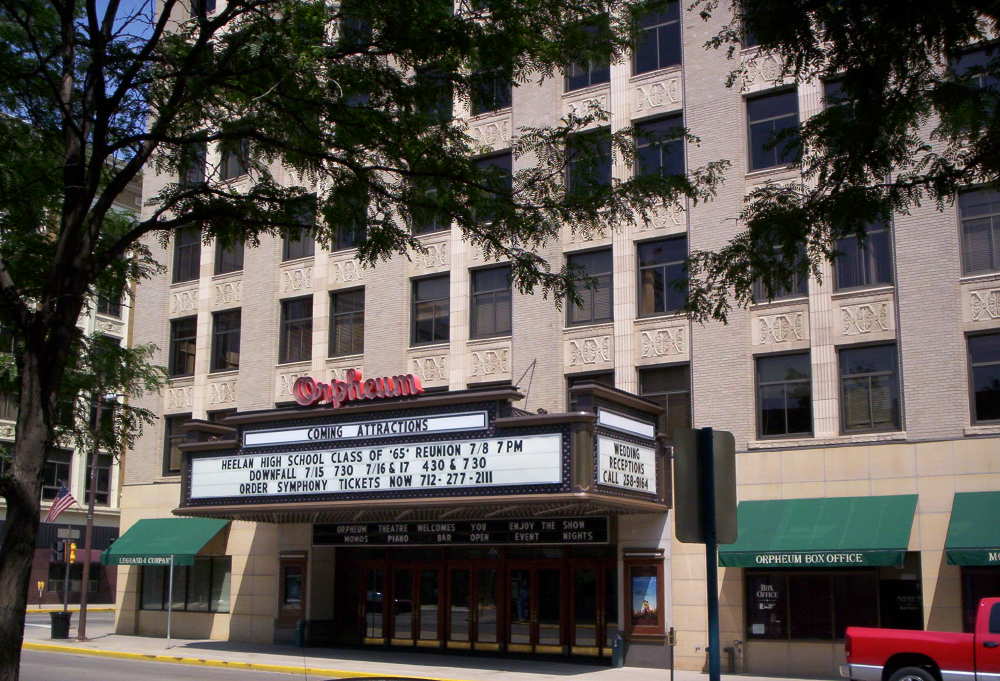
293 369 423 409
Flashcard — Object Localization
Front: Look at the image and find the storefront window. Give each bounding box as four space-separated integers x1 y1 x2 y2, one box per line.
139 556 231 613
745 573 787 638
963 567 1000 632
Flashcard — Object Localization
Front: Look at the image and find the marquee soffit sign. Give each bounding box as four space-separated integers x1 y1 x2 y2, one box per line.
293 370 423 408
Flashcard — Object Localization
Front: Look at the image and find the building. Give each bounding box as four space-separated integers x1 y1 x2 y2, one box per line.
0 172 142 606
111 1 1000 677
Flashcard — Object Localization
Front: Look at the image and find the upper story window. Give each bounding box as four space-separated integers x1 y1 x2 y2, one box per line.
474 151 513 224
214 238 244 275
471 265 512 339
823 79 847 108
968 332 1000 424
756 352 812 438
163 413 191 475
220 139 249 181
638 364 690 440
191 0 215 16
471 69 513 115
41 449 72 501
412 275 450 345
211 309 241 373
565 21 610 92
635 115 684 178
329 288 365 357
751 245 808 303
415 67 453 123
283 227 315 261
96 283 124 318
412 185 449 235
839 343 901 433
952 45 1000 90
960 189 1000 275
634 0 681 75
85 453 112 506
279 297 313 364
180 142 207 186
834 222 893 290
747 89 800 171
172 225 201 283
638 237 687 316
566 130 612 200
567 249 613 325
169 316 197 377
0 391 17 421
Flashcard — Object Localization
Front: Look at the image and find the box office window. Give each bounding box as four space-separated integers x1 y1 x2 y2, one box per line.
834 222 893 290
172 225 201 284
747 89 800 171
633 0 681 74
969 332 1000 423
411 275 450 345
329 288 364 357
567 249 613 325
40 449 72 501
140 557 231 613
639 364 690 440
756 352 812 438
169 316 197 377
279 297 313 364
840 343 901 432
471 266 512 338
746 570 880 640
211 309 241 372
163 413 191 475
638 237 687 316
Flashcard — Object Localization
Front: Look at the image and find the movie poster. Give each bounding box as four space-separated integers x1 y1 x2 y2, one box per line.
631 567 659 627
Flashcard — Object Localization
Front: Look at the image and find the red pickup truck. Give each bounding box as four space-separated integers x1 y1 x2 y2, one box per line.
842 597 1000 681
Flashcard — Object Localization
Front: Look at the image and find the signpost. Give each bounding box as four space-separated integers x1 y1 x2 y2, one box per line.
673 427 737 681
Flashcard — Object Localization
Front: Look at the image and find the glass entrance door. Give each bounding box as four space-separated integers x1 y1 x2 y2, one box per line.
416 568 442 648
506 562 565 654
361 564 386 644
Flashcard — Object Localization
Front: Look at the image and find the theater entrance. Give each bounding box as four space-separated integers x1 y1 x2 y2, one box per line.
333 547 618 660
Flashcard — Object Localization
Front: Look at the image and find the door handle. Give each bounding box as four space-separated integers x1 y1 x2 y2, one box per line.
985 641 999 648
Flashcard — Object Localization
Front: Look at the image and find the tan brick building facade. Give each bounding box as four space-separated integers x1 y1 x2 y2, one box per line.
115 2 1000 676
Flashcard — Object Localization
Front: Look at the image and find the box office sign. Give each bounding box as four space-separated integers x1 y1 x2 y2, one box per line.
596 436 657 495
314 516 609 547
189 433 563 500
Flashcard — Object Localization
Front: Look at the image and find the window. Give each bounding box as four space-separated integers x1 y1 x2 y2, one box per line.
163 413 191 475
172 225 201 283
40 449 72 501
747 89 800 171
471 266 512 338
329 288 365 356
169 316 197 377
180 141 207 186
471 69 513 115
746 570 880 640
839 343 901 432
565 22 610 91
279 297 313 364
415 68 453 123
634 0 681 74
963 567 1000 632
412 185 449 235
211 309 241 372
638 365 690 440
567 249 613 325
635 115 684 178
140 557 231 613
282 227 315 261
411 275 450 345
567 371 615 410
473 152 513 224
823 79 847 108
0 392 17 421
214 238 244 274
0 323 15 353
85 453 112 506
835 222 893 290
952 46 1000 90
566 130 612 199
756 352 812 437
742 30 758 48
638 237 687 315
96 285 123 318
333 198 366 251
968 333 1000 423
220 139 249 180
960 189 1000 275
751 246 808 302
191 0 216 15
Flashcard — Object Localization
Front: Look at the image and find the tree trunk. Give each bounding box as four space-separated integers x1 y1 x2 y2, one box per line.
0 352 53 681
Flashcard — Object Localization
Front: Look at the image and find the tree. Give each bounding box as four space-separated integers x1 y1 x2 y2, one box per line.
686 0 1000 320
0 0 724 676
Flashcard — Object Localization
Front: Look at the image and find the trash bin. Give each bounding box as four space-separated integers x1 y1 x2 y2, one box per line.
294 619 307 647
611 632 626 667
49 611 71 639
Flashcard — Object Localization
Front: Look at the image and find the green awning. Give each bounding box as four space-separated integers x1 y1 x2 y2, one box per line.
946 492 1000 566
101 518 229 566
719 495 917 568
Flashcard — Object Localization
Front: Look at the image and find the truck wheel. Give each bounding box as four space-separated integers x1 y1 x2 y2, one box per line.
889 667 936 681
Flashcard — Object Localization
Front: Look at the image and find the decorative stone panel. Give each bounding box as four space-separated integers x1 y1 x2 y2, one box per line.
409 352 449 387
967 286 1000 323
213 280 242 306
169 286 198 316
166 383 194 411
468 112 513 153
630 71 682 118
562 86 611 126
280 265 313 293
833 296 895 343
206 378 237 406
739 51 790 93
563 330 614 371
96 318 125 337
274 364 311 403
0 423 15 440
407 240 450 276
752 309 808 346
329 257 365 286
630 202 686 236
325 362 364 382
467 340 512 383
561 222 610 248
636 322 689 363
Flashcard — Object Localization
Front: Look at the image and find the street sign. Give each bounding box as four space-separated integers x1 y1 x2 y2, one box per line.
673 427 737 544
57 528 80 540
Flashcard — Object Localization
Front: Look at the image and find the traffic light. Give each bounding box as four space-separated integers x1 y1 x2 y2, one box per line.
68 542 77 563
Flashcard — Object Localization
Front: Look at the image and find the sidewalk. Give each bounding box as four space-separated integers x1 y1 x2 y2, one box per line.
21 622 836 681
26 606 115 613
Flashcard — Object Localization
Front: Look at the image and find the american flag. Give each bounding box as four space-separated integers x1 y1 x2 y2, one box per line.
44 486 77 523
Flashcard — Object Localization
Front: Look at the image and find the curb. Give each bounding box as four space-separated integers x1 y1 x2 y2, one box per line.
22 641 467 681
26 607 116 614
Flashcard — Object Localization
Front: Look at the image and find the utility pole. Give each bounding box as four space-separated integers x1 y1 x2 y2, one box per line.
77 393 103 641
